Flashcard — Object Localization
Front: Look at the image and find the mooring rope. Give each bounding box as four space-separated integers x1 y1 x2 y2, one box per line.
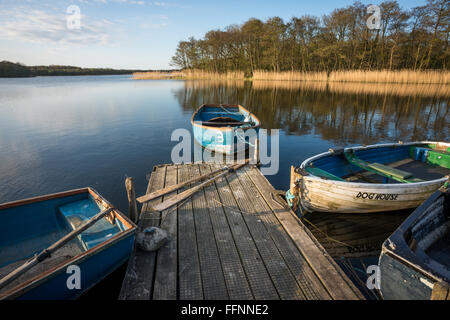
233 128 256 147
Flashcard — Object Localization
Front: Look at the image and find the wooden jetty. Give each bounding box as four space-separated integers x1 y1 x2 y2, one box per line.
119 163 364 300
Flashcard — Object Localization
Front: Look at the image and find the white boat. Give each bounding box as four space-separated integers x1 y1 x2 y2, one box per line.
290 141 450 214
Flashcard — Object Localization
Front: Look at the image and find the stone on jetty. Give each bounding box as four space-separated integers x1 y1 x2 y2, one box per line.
136 227 170 252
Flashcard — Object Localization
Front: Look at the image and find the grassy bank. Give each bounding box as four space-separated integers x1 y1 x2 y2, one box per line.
134 69 449 85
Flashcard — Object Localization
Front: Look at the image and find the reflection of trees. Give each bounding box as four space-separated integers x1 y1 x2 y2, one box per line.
174 81 449 144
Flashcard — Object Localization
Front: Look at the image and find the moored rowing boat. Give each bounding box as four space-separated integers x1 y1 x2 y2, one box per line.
289 141 449 213
0 188 136 300
191 104 261 155
378 183 450 299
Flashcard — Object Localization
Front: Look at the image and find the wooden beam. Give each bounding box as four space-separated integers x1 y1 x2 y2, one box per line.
125 177 138 223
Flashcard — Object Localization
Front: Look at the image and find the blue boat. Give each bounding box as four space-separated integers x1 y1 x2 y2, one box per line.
0 188 136 300
378 183 450 299
191 104 261 155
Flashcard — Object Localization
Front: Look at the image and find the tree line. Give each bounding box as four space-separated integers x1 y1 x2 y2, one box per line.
0 61 176 78
171 0 449 75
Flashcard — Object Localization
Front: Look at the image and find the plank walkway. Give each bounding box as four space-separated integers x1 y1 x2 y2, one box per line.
119 163 364 300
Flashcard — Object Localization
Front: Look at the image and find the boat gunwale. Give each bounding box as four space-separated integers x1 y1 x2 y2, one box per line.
0 188 137 300
190 104 261 132
299 141 450 187
379 186 450 284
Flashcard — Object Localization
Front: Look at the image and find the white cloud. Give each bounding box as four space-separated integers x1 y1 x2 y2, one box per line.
0 8 114 46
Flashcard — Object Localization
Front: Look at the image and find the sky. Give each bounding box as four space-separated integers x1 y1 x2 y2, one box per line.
0 0 428 70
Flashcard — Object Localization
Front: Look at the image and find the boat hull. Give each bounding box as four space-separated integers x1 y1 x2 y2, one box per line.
193 125 259 155
378 186 450 299
299 141 449 213
191 104 260 155
0 188 136 300
13 231 134 300
300 176 445 213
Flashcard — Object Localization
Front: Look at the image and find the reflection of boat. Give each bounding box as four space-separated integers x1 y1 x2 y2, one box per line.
191 104 260 155
290 142 449 213
378 184 450 300
0 188 136 300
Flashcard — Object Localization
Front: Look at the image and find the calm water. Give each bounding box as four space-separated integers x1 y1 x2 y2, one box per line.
0 75 448 299
0 75 448 213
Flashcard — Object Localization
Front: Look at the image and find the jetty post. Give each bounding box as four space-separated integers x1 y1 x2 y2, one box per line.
125 177 138 223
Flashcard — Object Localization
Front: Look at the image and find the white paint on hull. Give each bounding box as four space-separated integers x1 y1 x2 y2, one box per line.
299 141 449 213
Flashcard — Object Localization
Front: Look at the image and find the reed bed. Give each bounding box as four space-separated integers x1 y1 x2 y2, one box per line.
133 71 185 80
328 70 449 84
133 69 244 80
134 69 449 85
252 70 328 82
183 79 449 97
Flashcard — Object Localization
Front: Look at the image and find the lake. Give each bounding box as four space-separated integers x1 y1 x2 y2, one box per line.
0 75 448 298
1 75 448 211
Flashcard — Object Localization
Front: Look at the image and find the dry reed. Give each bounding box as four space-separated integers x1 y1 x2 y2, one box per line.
133 69 449 85
183 79 449 97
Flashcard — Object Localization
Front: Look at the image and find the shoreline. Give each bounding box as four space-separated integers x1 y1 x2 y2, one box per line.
133 69 450 85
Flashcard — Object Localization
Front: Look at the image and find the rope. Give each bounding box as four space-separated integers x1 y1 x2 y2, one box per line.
219 104 240 115
301 217 356 248
234 128 256 147
285 189 295 207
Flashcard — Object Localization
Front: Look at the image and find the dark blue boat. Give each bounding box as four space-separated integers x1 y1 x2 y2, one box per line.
0 188 136 300
378 182 450 299
191 104 261 155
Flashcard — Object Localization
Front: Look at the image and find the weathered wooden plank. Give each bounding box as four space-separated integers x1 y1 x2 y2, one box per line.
211 164 279 300
189 164 229 299
199 163 253 300
152 165 178 300
151 162 248 212
246 168 363 300
431 281 450 300
225 167 306 300
137 164 233 204
237 167 331 300
119 166 166 300
178 164 203 300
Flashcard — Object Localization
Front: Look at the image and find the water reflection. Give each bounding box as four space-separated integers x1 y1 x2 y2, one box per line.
174 80 449 145
174 80 449 265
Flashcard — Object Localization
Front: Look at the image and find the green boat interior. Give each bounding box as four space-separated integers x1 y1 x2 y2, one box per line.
305 143 450 184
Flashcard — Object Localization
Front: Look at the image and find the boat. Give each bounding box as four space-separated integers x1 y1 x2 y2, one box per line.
378 182 450 300
289 141 449 213
0 188 136 300
191 104 261 155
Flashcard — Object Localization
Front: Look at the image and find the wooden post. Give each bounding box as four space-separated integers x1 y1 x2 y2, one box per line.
253 137 260 166
289 166 302 211
431 281 450 300
125 177 138 223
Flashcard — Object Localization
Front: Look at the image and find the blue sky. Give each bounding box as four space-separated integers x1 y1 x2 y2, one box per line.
0 0 427 69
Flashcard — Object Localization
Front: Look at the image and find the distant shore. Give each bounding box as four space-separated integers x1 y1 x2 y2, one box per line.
133 69 449 85
0 61 178 78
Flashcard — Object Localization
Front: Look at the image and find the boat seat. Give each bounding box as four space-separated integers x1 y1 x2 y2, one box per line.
410 147 450 169
306 167 345 181
58 199 121 250
368 163 413 180
344 151 424 183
